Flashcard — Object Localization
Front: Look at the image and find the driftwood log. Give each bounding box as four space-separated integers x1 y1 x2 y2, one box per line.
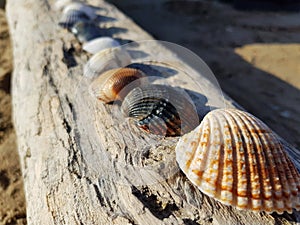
6 0 300 224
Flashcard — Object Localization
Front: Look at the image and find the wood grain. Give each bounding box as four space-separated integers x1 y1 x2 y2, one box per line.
6 0 300 224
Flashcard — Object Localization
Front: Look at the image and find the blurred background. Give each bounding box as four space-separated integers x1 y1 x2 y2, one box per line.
0 0 300 224
107 0 300 149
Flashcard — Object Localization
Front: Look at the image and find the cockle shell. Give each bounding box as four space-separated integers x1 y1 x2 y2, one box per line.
58 9 89 29
175 108 300 214
83 47 131 79
121 84 199 136
83 37 121 54
63 2 97 19
89 68 146 103
71 21 103 43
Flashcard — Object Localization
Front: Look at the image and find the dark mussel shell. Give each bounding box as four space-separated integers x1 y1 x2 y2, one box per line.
71 21 105 43
59 10 90 29
121 84 199 136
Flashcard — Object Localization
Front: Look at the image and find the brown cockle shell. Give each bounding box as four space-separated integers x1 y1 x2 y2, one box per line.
89 68 146 103
175 108 300 214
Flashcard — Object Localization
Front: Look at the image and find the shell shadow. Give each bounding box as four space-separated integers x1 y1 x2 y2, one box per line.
95 15 116 22
126 62 178 78
127 50 150 60
272 211 300 224
114 38 136 45
87 5 103 11
105 27 128 35
184 89 213 120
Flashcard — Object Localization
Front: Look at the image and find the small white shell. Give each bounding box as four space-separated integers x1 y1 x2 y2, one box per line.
83 47 131 79
176 108 300 214
54 0 80 11
83 37 121 54
63 2 97 20
59 9 89 29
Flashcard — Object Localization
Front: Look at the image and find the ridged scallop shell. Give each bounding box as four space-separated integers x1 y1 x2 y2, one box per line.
83 47 131 79
83 37 121 54
175 108 300 214
121 84 198 136
89 68 146 103
59 9 89 29
63 2 97 19
71 21 103 43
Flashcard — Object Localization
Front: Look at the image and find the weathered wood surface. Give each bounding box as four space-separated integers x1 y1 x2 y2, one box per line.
6 0 300 224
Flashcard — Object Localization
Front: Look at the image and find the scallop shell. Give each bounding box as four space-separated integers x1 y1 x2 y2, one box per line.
121 84 199 136
59 9 89 29
83 37 121 54
175 108 300 214
89 68 146 103
83 47 131 79
63 2 97 19
71 21 103 43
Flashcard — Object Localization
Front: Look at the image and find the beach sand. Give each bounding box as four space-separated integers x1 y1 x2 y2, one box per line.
0 9 26 225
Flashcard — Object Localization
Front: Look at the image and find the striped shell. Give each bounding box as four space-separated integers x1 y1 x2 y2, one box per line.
83 47 131 79
122 84 199 136
63 2 97 19
71 21 103 43
83 37 121 54
89 68 146 103
175 108 300 214
58 9 89 29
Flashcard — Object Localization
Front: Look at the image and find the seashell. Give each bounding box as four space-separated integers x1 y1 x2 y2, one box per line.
83 37 121 54
58 9 89 29
83 47 131 79
71 21 103 43
175 108 300 214
54 0 80 11
63 2 97 19
89 68 146 103
121 84 199 136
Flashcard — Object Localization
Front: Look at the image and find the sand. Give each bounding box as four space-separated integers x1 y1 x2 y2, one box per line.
0 9 27 225
0 1 300 224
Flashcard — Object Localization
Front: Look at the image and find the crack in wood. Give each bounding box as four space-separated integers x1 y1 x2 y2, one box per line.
182 218 202 225
62 118 71 134
67 137 84 179
131 185 179 220
62 44 77 68
93 184 106 208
